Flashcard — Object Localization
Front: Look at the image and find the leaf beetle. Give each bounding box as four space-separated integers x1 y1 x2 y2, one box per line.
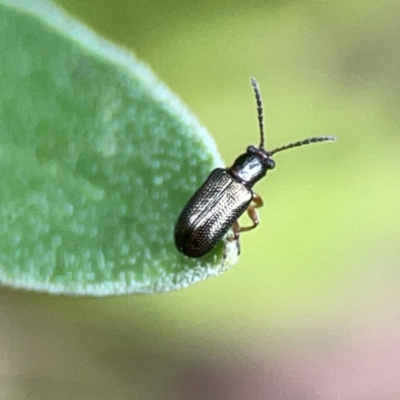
174 78 337 258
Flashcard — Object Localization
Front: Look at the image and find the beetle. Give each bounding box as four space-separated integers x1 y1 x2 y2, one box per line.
174 78 337 258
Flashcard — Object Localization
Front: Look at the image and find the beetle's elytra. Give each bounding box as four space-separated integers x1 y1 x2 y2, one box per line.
174 78 337 258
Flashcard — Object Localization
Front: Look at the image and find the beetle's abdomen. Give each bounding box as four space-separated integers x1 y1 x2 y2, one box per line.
174 168 252 257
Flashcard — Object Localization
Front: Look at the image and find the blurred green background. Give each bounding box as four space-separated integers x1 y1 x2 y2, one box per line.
1 0 400 399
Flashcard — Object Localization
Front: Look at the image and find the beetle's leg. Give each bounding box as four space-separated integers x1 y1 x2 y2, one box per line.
232 221 240 240
227 193 263 255
239 206 260 233
251 192 263 209
238 193 263 233
225 221 241 256
231 220 241 255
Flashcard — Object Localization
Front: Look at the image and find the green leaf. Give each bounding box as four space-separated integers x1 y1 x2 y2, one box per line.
0 0 239 295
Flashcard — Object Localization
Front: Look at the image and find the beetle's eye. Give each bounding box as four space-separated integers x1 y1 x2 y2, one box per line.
247 145 257 153
267 158 275 169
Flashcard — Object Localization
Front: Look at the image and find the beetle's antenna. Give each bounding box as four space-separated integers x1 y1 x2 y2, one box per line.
251 78 265 149
269 135 337 156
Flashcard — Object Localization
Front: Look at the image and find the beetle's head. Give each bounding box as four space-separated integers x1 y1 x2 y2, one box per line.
247 145 276 170
229 145 275 187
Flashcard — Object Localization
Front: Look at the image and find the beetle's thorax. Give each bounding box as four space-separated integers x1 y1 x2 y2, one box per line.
228 145 275 187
